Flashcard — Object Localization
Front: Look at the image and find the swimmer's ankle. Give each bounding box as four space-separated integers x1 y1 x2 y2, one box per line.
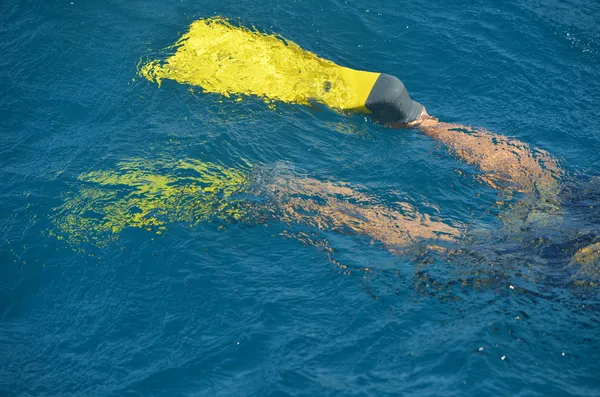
408 107 439 129
386 107 439 129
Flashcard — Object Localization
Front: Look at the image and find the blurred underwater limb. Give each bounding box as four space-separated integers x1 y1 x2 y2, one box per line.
50 158 461 252
49 157 600 289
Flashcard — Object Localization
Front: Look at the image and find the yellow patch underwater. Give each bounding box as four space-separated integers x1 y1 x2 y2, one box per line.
50 158 250 247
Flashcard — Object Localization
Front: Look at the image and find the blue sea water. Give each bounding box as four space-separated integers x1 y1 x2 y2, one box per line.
2 0 600 395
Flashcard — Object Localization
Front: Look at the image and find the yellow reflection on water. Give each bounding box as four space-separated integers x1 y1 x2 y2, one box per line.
138 17 379 112
51 158 250 246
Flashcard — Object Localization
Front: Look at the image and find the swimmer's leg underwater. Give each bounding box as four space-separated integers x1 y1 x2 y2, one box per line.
331 66 561 197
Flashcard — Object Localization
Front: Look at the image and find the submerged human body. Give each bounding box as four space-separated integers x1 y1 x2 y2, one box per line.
115 18 597 277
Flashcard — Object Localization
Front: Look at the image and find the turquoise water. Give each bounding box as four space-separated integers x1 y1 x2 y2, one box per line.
2 0 600 395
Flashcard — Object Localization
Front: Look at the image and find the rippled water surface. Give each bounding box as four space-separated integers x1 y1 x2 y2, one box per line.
2 0 600 396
